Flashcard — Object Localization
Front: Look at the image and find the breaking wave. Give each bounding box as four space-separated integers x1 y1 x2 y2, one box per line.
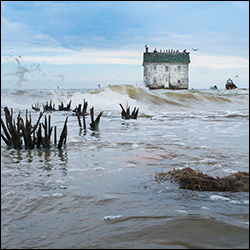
1 84 249 114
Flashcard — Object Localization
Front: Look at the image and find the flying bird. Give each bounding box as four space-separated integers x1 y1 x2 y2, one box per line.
235 74 239 78
192 48 199 51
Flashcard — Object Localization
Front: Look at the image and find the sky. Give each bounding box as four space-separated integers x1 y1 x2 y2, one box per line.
1 1 249 89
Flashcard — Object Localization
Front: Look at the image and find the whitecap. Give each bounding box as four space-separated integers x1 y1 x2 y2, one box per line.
175 210 188 214
213 164 222 169
92 167 105 171
51 193 63 198
230 200 241 204
222 168 237 174
200 207 210 210
243 200 249 204
29 196 37 201
6 191 15 196
210 195 230 201
199 158 217 164
102 215 122 221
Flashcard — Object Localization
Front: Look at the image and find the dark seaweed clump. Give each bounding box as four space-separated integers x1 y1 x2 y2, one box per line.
155 167 249 192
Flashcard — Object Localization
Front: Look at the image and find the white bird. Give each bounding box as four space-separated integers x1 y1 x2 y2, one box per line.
192 48 199 51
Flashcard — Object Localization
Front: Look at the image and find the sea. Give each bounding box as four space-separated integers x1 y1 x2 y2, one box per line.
1 85 249 249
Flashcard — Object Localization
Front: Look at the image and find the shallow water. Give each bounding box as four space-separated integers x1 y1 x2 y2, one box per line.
1 85 249 248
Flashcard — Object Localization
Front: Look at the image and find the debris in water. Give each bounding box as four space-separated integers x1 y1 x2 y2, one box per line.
155 167 249 192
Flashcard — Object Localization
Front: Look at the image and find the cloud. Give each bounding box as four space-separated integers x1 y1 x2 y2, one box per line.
1 17 59 47
2 46 248 72
1 47 143 65
191 54 249 69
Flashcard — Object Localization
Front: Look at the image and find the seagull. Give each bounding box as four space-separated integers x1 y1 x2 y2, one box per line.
192 48 199 51
235 74 239 78
145 44 147 47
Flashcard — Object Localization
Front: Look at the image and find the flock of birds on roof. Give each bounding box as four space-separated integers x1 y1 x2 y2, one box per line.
145 45 199 54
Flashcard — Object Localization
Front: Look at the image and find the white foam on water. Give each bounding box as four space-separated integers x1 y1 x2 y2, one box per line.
230 200 241 205
213 164 222 169
210 195 230 201
29 196 37 201
102 215 122 221
200 207 210 210
199 158 217 164
175 210 188 214
51 193 63 198
243 200 249 204
222 168 237 174
6 191 15 196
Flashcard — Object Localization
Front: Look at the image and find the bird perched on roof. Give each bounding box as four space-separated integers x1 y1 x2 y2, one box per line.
192 48 199 51
145 44 147 48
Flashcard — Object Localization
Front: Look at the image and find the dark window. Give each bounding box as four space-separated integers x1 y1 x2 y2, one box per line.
154 65 157 70
153 77 157 83
165 66 169 71
177 80 181 84
177 66 181 71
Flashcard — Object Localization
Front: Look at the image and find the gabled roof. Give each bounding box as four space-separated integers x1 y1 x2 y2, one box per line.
143 52 190 65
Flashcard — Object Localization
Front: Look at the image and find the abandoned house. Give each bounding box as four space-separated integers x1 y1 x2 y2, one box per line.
142 46 191 89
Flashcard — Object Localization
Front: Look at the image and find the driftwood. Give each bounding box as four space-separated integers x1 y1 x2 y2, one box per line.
1 106 68 150
89 107 103 131
119 103 139 119
155 167 249 192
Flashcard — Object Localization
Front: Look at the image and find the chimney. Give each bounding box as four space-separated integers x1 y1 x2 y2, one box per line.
146 47 148 53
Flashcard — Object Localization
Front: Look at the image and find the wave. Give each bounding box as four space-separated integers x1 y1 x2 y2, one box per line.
1 84 249 113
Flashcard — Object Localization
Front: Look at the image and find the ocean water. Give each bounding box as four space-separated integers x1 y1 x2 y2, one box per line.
1 84 249 249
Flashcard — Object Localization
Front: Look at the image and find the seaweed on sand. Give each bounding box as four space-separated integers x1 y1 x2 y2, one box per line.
155 167 249 192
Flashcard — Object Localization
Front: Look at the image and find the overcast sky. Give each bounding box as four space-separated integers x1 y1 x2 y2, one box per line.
1 1 249 89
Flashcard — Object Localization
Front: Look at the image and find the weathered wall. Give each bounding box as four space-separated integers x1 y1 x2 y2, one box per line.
144 63 189 89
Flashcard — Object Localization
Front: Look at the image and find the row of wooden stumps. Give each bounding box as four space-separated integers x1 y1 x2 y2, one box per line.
32 100 72 112
1 106 68 149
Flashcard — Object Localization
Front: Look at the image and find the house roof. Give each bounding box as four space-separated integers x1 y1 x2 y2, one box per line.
143 52 190 65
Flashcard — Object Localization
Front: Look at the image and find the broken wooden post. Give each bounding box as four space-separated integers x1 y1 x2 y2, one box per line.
119 103 139 119
2 106 22 149
82 109 86 131
76 111 82 128
58 100 71 111
57 117 68 149
54 126 57 146
131 107 139 119
32 102 40 111
89 107 103 131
